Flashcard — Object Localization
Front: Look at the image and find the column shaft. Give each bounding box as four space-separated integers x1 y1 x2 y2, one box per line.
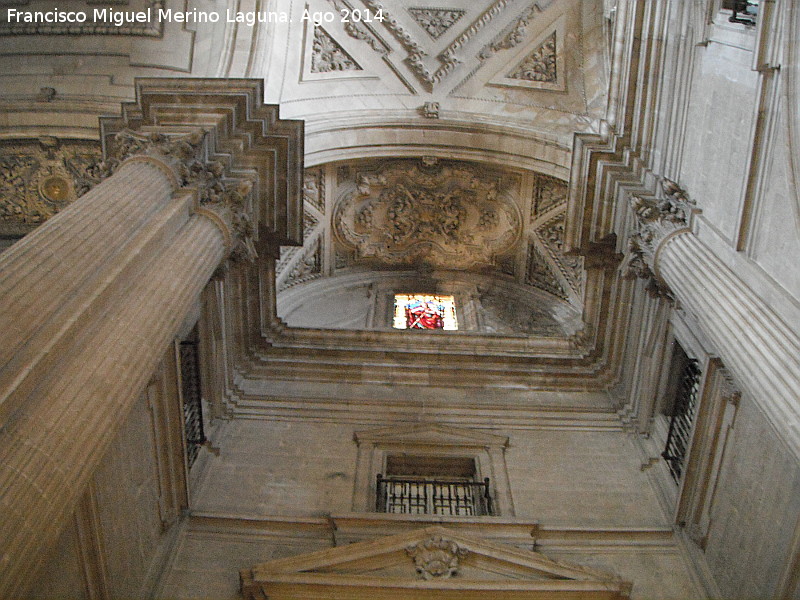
658 233 800 455
0 160 176 422
0 79 303 597
0 212 226 596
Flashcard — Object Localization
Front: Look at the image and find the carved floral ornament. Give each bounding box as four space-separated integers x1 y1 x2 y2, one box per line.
0 138 101 224
333 160 522 269
507 31 557 83
407 7 466 40
311 26 362 73
621 178 697 300
406 536 469 580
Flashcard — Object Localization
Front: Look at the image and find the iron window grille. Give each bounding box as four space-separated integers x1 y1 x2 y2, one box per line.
662 359 702 484
376 474 494 516
179 339 205 468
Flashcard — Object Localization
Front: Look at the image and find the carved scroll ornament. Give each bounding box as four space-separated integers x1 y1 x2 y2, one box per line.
0 138 100 224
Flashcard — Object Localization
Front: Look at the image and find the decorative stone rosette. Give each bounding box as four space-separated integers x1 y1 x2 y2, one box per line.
334 160 521 269
406 536 469 580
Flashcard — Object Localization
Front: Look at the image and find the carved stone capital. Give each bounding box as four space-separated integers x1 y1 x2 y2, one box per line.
97 79 304 246
95 130 259 261
622 178 697 300
194 177 258 262
620 235 674 300
101 129 208 189
406 536 469 580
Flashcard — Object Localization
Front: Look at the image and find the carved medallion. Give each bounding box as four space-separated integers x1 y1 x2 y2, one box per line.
334 160 521 269
406 536 469 580
38 175 71 202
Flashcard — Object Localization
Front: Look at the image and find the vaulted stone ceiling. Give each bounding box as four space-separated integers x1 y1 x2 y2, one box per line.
0 0 610 337
262 0 608 330
264 0 609 168
273 156 585 334
1 0 609 173
277 158 582 307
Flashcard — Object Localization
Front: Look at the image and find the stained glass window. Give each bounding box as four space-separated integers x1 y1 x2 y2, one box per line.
393 294 458 330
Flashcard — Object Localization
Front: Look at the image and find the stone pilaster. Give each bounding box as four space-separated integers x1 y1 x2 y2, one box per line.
0 80 303 596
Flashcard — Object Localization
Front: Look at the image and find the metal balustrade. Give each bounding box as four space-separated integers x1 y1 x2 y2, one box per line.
376 474 494 516
723 0 758 26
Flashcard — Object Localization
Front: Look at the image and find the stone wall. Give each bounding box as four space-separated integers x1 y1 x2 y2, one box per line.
159 416 704 598
671 10 800 596
702 395 800 599
192 419 666 526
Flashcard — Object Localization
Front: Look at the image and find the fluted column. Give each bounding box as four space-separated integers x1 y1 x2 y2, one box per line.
0 79 303 597
0 158 178 424
622 178 800 459
0 208 228 594
657 233 800 454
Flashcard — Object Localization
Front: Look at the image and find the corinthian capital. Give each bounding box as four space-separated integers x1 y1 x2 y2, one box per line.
87 129 259 261
94 79 304 246
86 130 208 188
621 178 698 300
194 176 258 262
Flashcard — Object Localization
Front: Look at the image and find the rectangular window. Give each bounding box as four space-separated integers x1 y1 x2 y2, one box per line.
376 456 494 516
661 346 702 484
393 294 458 330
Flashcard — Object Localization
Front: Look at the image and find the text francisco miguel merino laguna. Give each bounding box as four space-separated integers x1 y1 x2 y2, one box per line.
4 6 383 26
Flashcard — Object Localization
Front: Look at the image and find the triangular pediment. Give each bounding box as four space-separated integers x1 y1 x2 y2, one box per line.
241 526 632 599
354 423 509 449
